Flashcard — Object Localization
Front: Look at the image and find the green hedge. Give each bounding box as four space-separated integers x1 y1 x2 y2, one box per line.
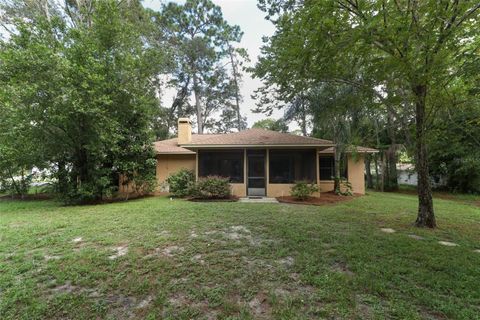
290 181 319 200
166 169 195 198
189 176 231 199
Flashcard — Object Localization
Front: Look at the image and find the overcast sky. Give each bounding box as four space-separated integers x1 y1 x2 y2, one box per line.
143 0 284 128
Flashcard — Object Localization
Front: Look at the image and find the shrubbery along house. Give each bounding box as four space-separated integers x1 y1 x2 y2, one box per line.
121 118 377 197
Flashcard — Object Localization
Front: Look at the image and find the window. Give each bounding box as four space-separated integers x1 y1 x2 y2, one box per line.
198 150 244 183
269 149 316 183
319 156 335 181
319 155 348 181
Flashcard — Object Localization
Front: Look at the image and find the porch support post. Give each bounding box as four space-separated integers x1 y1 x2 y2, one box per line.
243 148 247 197
195 149 199 181
316 148 320 197
266 148 270 197
243 148 247 185
265 148 270 185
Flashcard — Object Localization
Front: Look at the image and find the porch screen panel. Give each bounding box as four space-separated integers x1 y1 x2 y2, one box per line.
198 150 244 183
269 149 316 183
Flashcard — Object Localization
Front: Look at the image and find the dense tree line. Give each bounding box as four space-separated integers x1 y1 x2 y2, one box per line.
0 0 248 203
254 0 480 227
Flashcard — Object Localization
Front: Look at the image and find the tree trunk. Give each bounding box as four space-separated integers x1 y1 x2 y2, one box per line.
386 146 399 191
333 147 341 193
8 169 20 196
413 84 436 228
229 47 242 131
168 76 190 134
366 154 373 189
20 169 25 199
385 106 398 191
300 100 307 136
373 118 381 190
380 151 385 192
57 160 68 195
193 73 203 134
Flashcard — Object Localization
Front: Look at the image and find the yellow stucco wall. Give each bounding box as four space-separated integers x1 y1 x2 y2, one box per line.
156 154 196 192
318 154 365 195
267 184 294 198
348 154 365 195
319 181 335 193
156 153 246 196
267 184 320 198
231 183 247 197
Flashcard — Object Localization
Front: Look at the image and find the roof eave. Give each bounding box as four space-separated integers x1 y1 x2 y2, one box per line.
318 149 379 154
155 151 196 155
179 143 335 148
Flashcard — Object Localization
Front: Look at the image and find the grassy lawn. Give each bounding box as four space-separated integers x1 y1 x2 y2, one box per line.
1 192 479 319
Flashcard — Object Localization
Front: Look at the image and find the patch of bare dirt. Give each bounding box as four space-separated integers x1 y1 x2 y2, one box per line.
109 245 129 260
408 234 424 240
206 225 274 247
355 294 374 319
8 222 29 228
289 272 301 281
274 285 317 304
248 292 271 318
144 245 185 259
380 228 396 233
189 230 198 238
49 281 78 295
157 230 171 237
277 256 295 268
47 281 153 319
241 256 274 271
48 281 101 299
438 241 458 247
44 254 62 261
277 192 360 206
168 292 190 307
331 262 354 276
136 295 153 309
170 277 189 285
419 306 448 320
165 292 219 319
72 237 83 243
191 254 205 265
104 294 139 319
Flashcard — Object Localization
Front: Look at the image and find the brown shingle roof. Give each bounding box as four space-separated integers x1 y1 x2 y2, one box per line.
153 130 377 154
154 129 338 154
154 138 194 154
154 134 224 154
181 128 333 147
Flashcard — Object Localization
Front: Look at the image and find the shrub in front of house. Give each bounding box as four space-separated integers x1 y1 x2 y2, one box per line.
166 169 195 198
188 176 231 199
338 179 353 196
290 181 319 200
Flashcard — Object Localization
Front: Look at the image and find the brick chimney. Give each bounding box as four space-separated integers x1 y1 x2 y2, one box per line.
177 118 192 145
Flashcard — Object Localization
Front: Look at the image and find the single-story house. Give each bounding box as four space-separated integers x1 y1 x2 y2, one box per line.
123 118 377 197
